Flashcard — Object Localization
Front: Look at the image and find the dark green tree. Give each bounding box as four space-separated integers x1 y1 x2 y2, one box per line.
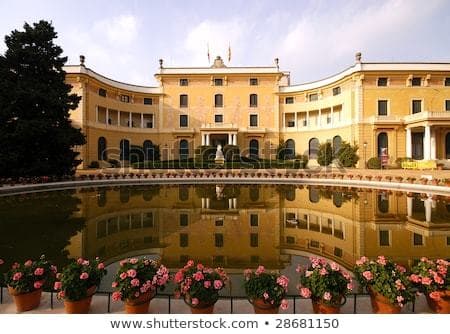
317 142 333 166
0 20 85 177
337 141 359 167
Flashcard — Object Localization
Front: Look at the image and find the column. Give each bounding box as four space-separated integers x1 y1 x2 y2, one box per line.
95 106 99 123
141 114 144 128
129 113 132 128
228 199 233 209
407 197 413 217
294 112 298 129
430 128 436 160
424 197 432 223
424 125 431 160
201 134 205 145
201 198 205 209
331 106 334 127
106 109 109 126
406 128 412 157
306 111 310 128
206 198 210 209
118 111 121 127
228 133 232 145
318 109 322 127
233 198 237 209
206 134 210 145
233 133 237 145
282 113 285 128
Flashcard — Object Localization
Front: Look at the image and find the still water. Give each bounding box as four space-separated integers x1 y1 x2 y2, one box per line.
1 184 449 295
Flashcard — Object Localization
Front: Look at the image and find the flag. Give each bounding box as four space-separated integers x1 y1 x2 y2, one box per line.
228 43 231 62
207 43 210 64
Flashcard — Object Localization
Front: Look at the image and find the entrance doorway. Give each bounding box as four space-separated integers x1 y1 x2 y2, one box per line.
210 134 228 148
412 132 424 160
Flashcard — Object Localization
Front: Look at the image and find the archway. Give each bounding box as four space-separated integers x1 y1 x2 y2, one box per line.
98 137 107 160
377 132 388 157
285 139 295 159
249 139 259 158
309 138 319 159
120 139 130 161
179 139 189 160
143 140 154 160
333 136 342 156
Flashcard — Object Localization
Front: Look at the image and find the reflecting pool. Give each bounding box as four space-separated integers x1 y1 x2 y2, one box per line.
1 184 449 295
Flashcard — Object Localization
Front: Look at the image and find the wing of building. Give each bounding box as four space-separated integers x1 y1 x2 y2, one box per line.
64 54 450 168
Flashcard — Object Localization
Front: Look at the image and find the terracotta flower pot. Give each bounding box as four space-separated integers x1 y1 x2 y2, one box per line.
185 295 217 314
311 296 344 314
426 290 450 314
64 286 97 314
251 298 279 314
125 290 156 314
8 287 42 312
368 288 401 314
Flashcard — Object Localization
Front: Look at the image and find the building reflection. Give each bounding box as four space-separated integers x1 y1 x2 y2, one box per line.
65 185 450 271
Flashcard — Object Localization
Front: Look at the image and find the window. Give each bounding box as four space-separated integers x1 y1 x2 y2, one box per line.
411 77 422 86
250 94 258 107
215 218 224 226
180 213 188 226
412 100 422 114
286 236 295 244
250 78 258 86
332 87 341 96
179 139 189 159
308 93 318 102
180 234 188 247
120 95 130 103
379 230 390 246
144 98 153 105
310 240 320 248
180 78 188 86
214 94 223 107
214 114 223 123
445 78 450 86
143 213 153 227
214 78 223 86
98 137 107 160
447 236 450 246
250 233 258 247
378 100 388 116
287 121 295 127
285 97 294 104
334 247 343 257
377 78 388 87
180 94 188 108
98 88 107 97
215 234 224 247
413 233 423 246
446 100 450 111
250 214 258 227
179 115 188 127
249 114 258 127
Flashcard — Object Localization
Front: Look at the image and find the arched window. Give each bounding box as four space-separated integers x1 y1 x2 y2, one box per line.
97 190 107 207
309 138 319 159
446 132 450 159
250 94 258 107
249 139 259 158
179 186 189 201
285 139 295 159
333 136 342 156
143 140 154 160
214 94 223 108
179 139 189 160
377 193 389 213
333 192 343 208
98 137 107 160
119 188 130 203
249 185 260 202
377 132 388 157
285 186 296 201
120 139 130 161
309 188 320 203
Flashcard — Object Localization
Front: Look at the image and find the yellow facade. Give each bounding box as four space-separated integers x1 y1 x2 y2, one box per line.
64 54 450 168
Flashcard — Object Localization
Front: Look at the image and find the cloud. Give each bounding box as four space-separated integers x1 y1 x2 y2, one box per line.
94 14 139 46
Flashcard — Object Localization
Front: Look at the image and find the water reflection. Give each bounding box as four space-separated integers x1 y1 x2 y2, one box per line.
1 185 449 275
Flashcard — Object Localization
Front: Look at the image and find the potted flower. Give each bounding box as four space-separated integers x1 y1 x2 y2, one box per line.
297 257 352 314
409 257 449 313
354 256 414 313
243 265 289 314
112 257 169 314
54 257 107 313
0 258 5 286
174 260 228 314
5 255 56 312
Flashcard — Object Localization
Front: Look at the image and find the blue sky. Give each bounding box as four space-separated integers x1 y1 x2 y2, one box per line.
1 0 449 86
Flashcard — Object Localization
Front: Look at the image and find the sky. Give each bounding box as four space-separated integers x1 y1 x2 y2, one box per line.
0 0 449 86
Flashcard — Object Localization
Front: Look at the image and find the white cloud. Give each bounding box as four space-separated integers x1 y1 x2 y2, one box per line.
94 14 139 46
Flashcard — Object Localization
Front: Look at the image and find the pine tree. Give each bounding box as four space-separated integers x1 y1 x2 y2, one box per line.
0 20 85 177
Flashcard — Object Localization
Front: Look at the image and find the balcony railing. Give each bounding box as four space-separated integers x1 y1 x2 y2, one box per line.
404 111 450 123
201 123 238 129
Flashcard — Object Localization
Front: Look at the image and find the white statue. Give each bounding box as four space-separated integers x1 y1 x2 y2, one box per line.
214 144 225 164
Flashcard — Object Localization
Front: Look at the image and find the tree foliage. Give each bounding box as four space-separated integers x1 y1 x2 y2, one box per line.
317 142 333 166
0 20 85 177
336 141 359 167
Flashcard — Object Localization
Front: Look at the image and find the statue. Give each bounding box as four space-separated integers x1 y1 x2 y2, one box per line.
214 144 225 165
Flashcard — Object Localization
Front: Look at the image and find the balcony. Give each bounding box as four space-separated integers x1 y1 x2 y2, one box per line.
366 115 402 124
200 123 238 131
404 111 450 125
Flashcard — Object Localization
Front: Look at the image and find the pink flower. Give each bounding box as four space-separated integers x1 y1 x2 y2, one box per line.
80 272 89 280
422 277 432 285
140 286 148 293
396 296 404 303
323 292 332 301
129 258 138 264
12 272 23 281
433 274 444 285
395 279 405 290
12 262 20 269
127 269 137 278
34 268 44 276
214 280 223 289
111 282 118 288
244 269 252 279
119 259 128 267
0 259 4 265
50 265 58 273
347 283 353 290
255 265 265 275
112 291 122 301
263 292 269 300
281 299 289 310
305 271 313 277
356 256 368 266
204 281 211 288
120 272 128 280
77 258 84 265
362 271 373 281
197 263 204 271
429 291 441 301
319 268 328 276
330 262 340 271
34 281 43 289
54 281 62 290
58 291 65 299
24 260 33 267
97 263 105 270
376 256 387 266
131 278 140 287
300 287 312 298
409 274 421 283
420 257 429 263
277 276 289 290
396 265 406 273
186 260 194 267
342 271 351 281
135 291 142 298
193 271 204 281
191 298 199 306
82 260 89 266
174 271 184 283
295 265 302 273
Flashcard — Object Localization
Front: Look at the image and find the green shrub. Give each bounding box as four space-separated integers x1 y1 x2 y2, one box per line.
223 145 240 161
317 142 333 166
195 145 215 163
108 159 120 168
395 157 412 168
367 157 381 169
293 155 308 168
88 161 100 168
337 142 359 167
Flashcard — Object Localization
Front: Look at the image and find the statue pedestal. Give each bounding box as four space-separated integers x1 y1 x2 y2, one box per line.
214 157 225 165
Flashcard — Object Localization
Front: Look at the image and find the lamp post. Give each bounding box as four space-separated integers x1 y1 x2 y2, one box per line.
363 142 367 169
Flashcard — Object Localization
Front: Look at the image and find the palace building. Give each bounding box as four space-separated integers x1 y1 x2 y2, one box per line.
64 53 450 168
